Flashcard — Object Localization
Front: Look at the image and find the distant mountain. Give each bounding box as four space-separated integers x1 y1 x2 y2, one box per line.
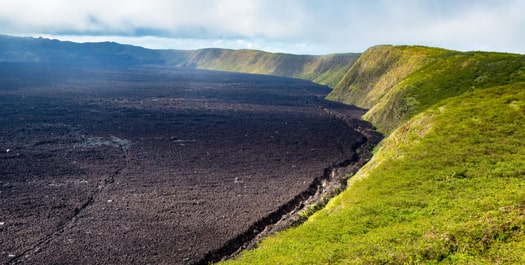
0 35 359 87
0 35 165 66
163 48 360 87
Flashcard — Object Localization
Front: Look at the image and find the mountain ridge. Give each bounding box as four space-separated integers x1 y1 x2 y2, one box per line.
0 35 359 88
328 45 525 133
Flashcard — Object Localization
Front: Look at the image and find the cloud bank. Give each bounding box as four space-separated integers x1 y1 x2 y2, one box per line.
1 0 524 54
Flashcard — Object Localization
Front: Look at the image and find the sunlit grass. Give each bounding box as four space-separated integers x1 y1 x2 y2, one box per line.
329 46 525 134
220 71 525 263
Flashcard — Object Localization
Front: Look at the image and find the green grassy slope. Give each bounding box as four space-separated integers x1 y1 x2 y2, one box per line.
161 48 359 87
220 47 525 264
328 45 525 134
327 45 448 109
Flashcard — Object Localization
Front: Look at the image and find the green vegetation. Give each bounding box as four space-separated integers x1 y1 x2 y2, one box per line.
220 46 525 264
162 49 359 87
328 45 525 134
328 45 447 109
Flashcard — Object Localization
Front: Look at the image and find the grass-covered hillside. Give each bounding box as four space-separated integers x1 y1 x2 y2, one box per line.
221 46 525 264
163 48 359 87
328 45 525 134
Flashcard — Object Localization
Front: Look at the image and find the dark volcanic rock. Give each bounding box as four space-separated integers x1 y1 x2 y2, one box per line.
0 63 377 264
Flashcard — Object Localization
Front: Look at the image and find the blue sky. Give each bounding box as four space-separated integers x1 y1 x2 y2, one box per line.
1 0 524 54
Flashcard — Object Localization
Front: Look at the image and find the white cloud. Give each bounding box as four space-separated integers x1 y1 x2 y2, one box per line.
0 0 307 37
1 0 524 54
28 34 326 55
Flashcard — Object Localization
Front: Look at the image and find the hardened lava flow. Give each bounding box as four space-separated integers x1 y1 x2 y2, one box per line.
0 64 379 265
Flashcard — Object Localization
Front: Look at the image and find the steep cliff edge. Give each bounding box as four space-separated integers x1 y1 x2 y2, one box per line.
0 35 359 89
328 45 525 134
162 48 359 88
327 45 443 108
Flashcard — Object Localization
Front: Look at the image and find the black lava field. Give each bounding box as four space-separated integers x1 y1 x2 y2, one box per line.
0 63 377 264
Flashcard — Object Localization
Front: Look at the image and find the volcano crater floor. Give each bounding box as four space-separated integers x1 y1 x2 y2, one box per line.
0 64 377 264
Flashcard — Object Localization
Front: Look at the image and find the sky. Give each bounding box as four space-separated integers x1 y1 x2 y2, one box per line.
1 0 524 55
